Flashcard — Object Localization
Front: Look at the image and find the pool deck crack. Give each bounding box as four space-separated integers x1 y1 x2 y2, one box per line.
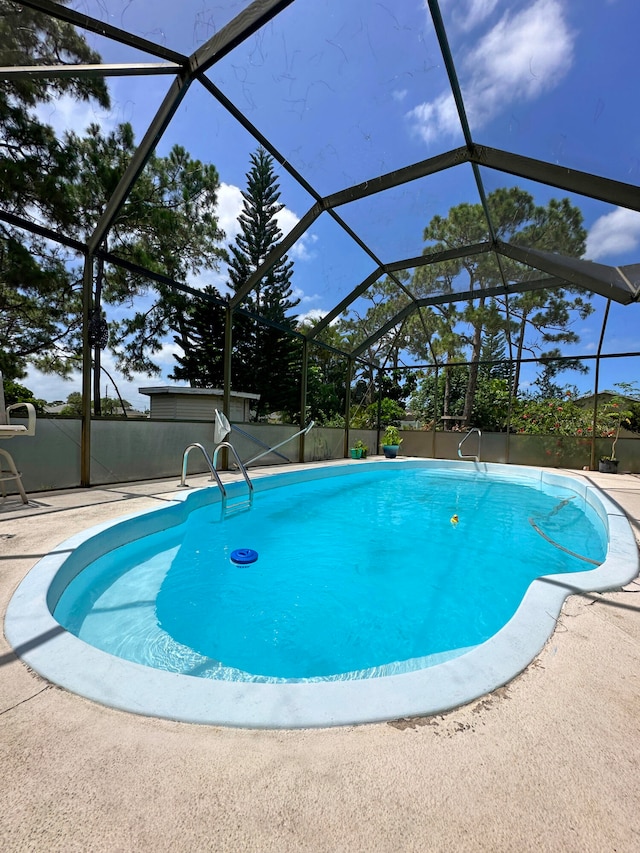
0 684 52 716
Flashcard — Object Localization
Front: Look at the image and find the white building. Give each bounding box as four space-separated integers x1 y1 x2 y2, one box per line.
139 386 259 422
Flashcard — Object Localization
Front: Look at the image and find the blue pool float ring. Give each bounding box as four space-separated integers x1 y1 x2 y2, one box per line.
230 548 259 565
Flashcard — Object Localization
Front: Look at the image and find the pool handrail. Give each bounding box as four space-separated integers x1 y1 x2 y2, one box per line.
458 427 482 462
180 442 225 492
181 441 254 515
213 442 253 495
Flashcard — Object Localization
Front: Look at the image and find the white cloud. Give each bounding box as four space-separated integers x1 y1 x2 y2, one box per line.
466 0 573 124
406 92 460 145
585 208 640 260
292 289 323 306
33 92 114 139
185 267 227 294
289 235 318 262
275 208 319 261
149 341 183 369
85 346 184 404
23 340 193 411
408 0 574 143
297 308 328 325
442 0 500 33
216 182 244 244
23 367 79 406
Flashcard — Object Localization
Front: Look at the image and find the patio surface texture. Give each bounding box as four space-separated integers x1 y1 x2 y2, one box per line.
1 462 639 852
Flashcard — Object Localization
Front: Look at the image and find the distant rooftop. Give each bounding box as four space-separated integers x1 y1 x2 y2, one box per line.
139 387 260 400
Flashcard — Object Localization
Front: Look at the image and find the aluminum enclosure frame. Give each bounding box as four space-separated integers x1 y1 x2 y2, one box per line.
2 0 640 484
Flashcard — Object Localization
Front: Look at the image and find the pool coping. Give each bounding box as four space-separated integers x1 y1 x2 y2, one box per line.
5 459 639 728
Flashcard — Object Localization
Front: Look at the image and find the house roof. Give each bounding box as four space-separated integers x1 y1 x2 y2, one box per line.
139 387 260 400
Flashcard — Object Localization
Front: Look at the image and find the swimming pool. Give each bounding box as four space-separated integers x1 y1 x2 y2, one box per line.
53 466 606 680
6 460 639 727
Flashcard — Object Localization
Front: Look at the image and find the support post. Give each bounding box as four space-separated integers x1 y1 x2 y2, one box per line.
344 358 353 458
505 361 514 465
432 364 438 459
591 300 611 470
299 338 309 462
81 253 93 487
376 368 383 452
221 302 233 471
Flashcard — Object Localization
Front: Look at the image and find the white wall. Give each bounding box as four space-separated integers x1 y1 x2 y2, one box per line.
1 419 353 493
5 419 638 497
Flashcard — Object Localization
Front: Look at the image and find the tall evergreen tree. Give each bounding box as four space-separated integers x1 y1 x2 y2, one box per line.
478 309 511 382
169 287 227 387
227 148 300 418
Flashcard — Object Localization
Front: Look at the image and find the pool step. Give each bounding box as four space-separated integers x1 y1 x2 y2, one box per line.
221 495 253 519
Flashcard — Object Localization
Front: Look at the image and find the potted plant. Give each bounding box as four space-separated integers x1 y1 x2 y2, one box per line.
381 425 402 458
598 455 618 474
598 385 635 473
349 439 368 459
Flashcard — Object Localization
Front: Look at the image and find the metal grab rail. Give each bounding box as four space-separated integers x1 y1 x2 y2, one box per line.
457 427 482 462
180 442 225 491
180 441 254 516
212 442 254 498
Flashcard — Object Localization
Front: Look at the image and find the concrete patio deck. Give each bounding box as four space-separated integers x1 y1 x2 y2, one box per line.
1 465 639 852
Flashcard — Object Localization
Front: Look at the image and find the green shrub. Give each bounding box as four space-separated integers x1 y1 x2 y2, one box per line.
381 425 402 446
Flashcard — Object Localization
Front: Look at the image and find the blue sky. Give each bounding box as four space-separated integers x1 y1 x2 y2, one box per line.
23 0 640 408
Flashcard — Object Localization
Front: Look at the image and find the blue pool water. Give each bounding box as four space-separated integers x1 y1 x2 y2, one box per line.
54 466 606 682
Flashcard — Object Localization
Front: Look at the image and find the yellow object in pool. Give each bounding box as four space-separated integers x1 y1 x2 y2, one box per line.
450 514 459 525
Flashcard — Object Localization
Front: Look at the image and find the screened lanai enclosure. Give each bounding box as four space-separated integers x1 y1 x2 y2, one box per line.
2 0 640 488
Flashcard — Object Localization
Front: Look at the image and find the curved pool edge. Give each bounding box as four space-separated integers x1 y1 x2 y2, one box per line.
5 461 639 729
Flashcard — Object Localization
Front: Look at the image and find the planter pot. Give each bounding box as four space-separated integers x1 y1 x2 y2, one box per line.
598 459 619 474
382 444 399 459
350 448 363 459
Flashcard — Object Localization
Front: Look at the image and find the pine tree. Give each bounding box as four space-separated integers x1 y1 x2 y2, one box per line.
0 1 110 379
411 188 589 425
0 0 110 225
67 125 226 380
228 148 300 418
479 314 511 382
169 287 226 387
